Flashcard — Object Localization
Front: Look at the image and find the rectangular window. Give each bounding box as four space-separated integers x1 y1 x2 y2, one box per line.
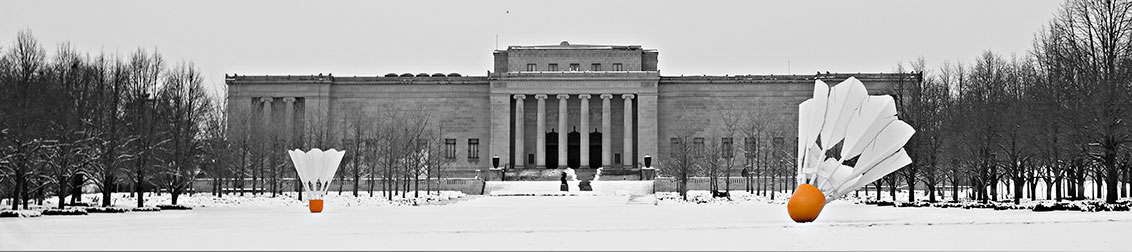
613 63 623 71
744 137 756 158
467 138 480 160
591 63 602 71
526 63 536 71
548 63 559 71
670 137 684 157
614 153 621 164
444 138 457 159
569 63 580 71
693 137 705 153
722 137 734 158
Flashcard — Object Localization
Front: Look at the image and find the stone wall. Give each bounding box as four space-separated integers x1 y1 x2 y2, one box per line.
654 74 918 173
328 82 492 177
506 49 644 72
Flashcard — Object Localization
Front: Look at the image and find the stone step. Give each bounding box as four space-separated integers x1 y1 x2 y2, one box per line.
484 181 593 196
588 181 654 196
483 180 654 196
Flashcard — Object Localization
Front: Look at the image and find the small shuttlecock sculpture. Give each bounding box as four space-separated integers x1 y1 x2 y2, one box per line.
789 77 915 222
288 148 346 213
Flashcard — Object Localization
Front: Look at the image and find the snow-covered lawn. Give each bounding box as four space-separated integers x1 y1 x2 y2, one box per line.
3 195 1130 251
14 191 469 209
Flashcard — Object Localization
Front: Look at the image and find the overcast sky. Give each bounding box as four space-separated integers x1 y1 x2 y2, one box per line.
1 0 1063 92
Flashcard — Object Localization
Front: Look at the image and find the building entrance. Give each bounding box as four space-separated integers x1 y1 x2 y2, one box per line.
567 128 580 168
589 130 602 168
546 130 558 169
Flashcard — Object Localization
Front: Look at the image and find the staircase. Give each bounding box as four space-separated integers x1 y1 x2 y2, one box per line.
484 168 654 197
483 181 597 196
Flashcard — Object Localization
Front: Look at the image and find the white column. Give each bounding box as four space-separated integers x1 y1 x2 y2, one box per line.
513 94 526 168
557 94 569 168
260 97 274 187
600 94 613 168
282 97 296 146
535 94 547 168
578 94 591 168
622 94 635 168
260 97 274 134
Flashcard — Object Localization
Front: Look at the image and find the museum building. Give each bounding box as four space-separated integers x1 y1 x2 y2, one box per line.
224 41 920 180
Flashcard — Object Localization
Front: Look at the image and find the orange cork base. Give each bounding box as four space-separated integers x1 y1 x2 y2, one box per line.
309 199 324 213
787 184 826 223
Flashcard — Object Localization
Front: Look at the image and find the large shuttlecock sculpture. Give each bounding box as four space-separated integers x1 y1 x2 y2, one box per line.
789 77 915 222
288 148 346 213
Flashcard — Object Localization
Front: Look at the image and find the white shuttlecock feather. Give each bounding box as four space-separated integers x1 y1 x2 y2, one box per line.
288 148 346 199
796 77 915 202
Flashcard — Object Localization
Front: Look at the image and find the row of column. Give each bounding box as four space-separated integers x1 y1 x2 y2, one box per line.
258 97 297 144
513 93 635 168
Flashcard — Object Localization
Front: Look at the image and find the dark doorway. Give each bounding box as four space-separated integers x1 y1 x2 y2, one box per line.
567 128 581 168
546 130 559 169
589 130 602 168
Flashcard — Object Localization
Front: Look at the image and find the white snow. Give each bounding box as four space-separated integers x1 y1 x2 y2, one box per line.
17 191 469 209
3 194 1130 250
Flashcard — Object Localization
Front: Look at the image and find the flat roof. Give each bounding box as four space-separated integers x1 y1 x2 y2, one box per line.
502 41 648 51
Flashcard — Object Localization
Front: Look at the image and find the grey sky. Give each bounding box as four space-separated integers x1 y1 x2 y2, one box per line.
1 0 1063 93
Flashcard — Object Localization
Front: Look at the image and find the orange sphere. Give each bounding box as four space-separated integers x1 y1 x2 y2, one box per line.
787 184 826 223
309 199 324 213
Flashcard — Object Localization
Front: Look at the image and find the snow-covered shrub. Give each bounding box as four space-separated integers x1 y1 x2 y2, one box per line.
85 207 130 213
0 210 42 217
132 207 161 212
41 208 89 215
157 204 193 210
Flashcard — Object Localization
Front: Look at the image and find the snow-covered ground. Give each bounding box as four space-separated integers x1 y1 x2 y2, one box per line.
12 191 468 209
3 194 1130 250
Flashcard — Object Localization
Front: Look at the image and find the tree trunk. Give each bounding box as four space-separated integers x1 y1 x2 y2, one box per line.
928 183 936 203
888 177 897 201
951 180 959 203
101 175 114 207
875 181 882 201
57 177 67 209
251 164 258 195
70 174 83 204
1044 180 1054 200
36 186 44 206
13 168 24 209
1013 177 1023 204
353 159 360 197
907 176 916 202
1054 178 1062 201
171 191 180 205
136 170 145 208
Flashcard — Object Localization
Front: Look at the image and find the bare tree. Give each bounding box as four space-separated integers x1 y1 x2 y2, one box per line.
153 62 210 205
659 134 704 201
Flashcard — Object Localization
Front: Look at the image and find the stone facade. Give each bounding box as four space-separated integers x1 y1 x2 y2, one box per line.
225 41 920 180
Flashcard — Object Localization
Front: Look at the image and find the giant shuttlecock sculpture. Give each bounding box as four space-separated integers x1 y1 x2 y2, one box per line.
288 148 346 213
789 77 915 222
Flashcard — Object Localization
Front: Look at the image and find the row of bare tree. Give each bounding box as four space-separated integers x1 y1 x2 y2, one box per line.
0 30 218 209
0 30 455 211
891 0 1132 205
658 110 797 201
217 102 452 202
660 0 1132 204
